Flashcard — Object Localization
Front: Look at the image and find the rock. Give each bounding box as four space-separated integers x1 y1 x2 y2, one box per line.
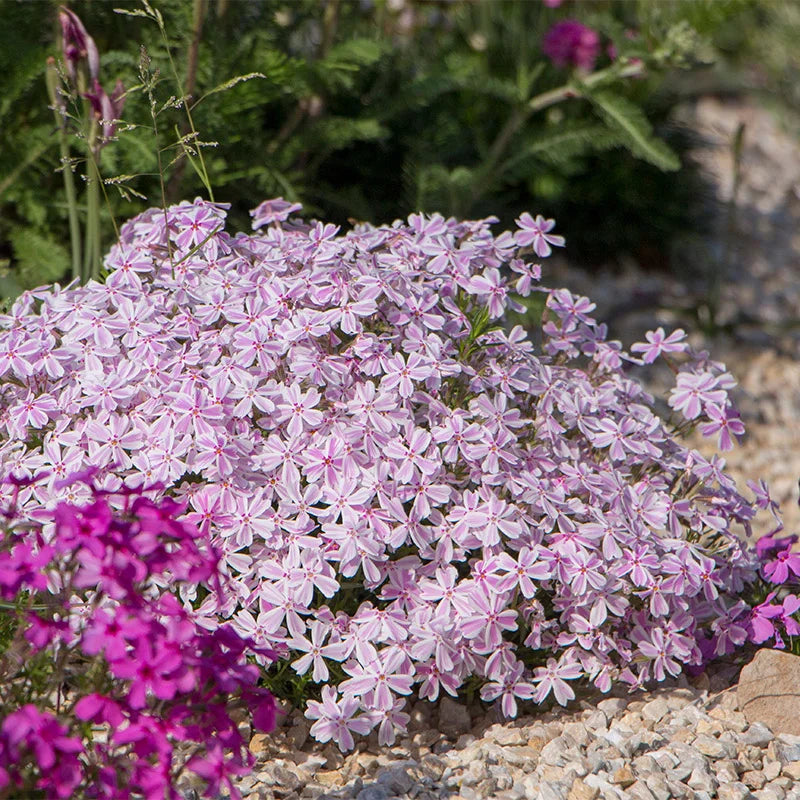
694 734 737 759
688 765 718 794
611 765 635 788
717 760 741 784
541 737 572 767
743 723 776 748
718 784 757 800
376 765 415 794
485 724 527 747
249 732 271 758
628 781 657 800
502 745 548 768
642 699 670 725
356 786 390 800
315 770 345 788
567 778 600 800
780 762 800 780
743 771 768 790
644 773 673 800
763 760 782 781
596 697 628 717
774 734 800 764
437 698 472 739
738 651 800 737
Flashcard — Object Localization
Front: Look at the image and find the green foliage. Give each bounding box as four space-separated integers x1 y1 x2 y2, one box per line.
0 0 762 297
585 89 681 171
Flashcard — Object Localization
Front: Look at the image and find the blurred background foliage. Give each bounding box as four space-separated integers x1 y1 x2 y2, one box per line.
0 0 794 298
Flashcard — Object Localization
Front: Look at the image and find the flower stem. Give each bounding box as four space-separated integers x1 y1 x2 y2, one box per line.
46 58 82 283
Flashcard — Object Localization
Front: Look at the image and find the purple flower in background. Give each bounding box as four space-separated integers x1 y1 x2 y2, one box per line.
84 78 126 150
543 20 600 72
59 7 99 81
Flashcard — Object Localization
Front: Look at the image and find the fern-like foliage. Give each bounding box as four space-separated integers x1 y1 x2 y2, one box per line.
0 0 754 296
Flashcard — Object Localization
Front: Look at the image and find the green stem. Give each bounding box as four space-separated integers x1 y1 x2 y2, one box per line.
83 117 102 283
46 59 82 283
166 0 207 202
470 60 646 209
85 154 103 282
156 6 214 201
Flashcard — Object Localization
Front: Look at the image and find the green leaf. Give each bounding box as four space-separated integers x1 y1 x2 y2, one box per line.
503 122 622 171
8 227 70 291
324 38 384 69
311 117 387 151
586 90 681 171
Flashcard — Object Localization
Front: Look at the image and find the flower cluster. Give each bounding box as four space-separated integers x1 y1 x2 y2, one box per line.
542 19 601 72
748 512 800 651
0 476 275 799
0 197 764 749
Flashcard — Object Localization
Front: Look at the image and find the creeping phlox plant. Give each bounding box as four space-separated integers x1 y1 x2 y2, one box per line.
0 475 275 799
0 198 771 751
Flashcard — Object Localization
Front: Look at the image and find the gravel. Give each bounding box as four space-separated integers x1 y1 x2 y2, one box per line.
197 669 800 800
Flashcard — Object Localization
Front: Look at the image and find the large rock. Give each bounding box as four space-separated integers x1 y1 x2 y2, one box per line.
738 649 800 736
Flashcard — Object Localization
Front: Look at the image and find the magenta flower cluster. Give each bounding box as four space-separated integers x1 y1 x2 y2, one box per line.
0 476 275 799
748 522 800 649
0 196 766 750
543 19 601 72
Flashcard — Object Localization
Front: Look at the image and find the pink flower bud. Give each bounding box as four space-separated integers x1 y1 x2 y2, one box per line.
542 19 600 72
59 7 99 82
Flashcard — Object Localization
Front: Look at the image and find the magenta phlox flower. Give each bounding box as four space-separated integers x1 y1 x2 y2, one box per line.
631 327 687 364
543 20 600 72
2 706 83 797
532 657 582 705
109 636 192 708
185 742 250 800
756 532 797 561
305 686 374 751
81 608 149 661
74 693 126 728
763 546 800 585
0 535 51 597
748 593 782 644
